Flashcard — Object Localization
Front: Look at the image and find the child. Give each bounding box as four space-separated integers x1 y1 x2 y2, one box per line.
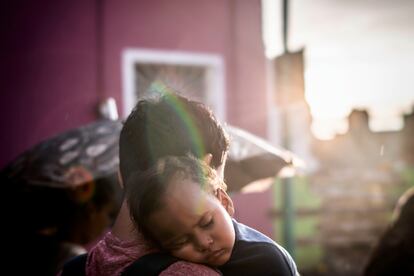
127 155 298 276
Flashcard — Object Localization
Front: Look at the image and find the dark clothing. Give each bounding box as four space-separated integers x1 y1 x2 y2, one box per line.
219 220 298 276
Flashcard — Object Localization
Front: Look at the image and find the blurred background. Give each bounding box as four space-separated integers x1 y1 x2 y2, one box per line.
1 0 414 275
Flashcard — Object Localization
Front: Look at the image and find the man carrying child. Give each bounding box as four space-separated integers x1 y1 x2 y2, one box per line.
62 90 298 275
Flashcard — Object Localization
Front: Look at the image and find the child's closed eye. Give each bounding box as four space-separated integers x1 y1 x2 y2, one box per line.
200 218 214 229
168 237 189 250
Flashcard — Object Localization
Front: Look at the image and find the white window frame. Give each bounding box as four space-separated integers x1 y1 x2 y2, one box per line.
121 48 226 121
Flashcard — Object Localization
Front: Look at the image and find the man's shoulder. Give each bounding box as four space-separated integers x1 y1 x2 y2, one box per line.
224 241 297 276
160 261 220 276
230 220 298 275
235 239 289 263
233 220 276 245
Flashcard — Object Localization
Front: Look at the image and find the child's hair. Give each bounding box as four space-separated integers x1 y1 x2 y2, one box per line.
126 155 227 245
119 90 229 187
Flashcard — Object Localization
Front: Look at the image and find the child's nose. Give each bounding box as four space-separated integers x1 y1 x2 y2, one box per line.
195 233 213 251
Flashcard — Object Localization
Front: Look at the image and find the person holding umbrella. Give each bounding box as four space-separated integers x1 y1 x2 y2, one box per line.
62 90 298 275
3 120 123 276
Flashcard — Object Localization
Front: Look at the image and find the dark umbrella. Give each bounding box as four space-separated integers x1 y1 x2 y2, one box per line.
225 125 298 193
2 119 122 188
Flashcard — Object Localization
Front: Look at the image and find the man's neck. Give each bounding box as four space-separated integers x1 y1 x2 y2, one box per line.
111 200 136 241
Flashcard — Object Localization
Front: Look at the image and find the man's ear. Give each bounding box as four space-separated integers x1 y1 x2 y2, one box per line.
203 153 213 166
216 188 235 217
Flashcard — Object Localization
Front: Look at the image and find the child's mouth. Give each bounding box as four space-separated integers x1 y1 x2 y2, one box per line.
207 248 226 261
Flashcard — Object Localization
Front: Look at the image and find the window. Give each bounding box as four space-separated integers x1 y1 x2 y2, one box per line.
122 49 225 121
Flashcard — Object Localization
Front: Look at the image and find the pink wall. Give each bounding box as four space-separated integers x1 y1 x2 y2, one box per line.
99 0 268 136
101 0 232 109
0 0 98 168
229 0 268 136
232 191 275 238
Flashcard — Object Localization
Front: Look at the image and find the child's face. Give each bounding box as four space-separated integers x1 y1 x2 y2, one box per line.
147 178 235 266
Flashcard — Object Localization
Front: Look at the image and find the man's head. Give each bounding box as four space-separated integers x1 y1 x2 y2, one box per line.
127 155 235 266
119 91 229 187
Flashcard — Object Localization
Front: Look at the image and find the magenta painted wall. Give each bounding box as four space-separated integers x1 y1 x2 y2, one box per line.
100 0 268 136
229 0 269 136
0 0 273 239
0 0 99 168
232 191 275 238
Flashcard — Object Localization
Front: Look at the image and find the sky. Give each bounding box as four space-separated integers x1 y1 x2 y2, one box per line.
262 0 414 139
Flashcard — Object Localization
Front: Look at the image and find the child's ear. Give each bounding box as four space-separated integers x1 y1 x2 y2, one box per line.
216 188 235 217
203 153 213 166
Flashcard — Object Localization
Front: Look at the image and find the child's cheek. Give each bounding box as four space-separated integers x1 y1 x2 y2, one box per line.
172 246 191 259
